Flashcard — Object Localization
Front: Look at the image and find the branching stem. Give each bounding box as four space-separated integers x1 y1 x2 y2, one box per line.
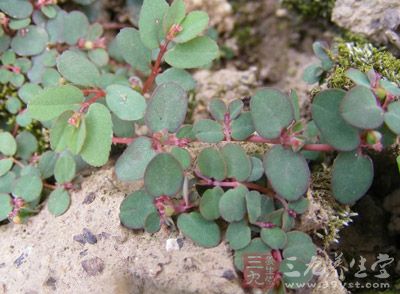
142 40 171 94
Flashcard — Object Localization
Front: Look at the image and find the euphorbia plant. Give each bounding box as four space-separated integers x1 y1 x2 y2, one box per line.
0 0 399 292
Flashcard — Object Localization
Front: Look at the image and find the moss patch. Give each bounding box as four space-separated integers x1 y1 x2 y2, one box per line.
328 40 400 89
281 0 335 20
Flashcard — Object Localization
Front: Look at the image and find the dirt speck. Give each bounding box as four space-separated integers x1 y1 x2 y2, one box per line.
81 257 105 277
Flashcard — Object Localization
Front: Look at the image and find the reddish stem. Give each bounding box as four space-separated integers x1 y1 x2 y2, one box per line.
80 89 106 112
197 179 289 211
112 137 135 144
43 182 57 190
101 22 130 30
247 135 335 152
142 40 171 94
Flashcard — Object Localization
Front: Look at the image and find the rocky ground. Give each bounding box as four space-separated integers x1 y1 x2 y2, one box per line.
1 0 400 293
0 165 346 294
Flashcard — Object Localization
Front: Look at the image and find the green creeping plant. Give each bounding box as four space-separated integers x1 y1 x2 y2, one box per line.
0 0 400 292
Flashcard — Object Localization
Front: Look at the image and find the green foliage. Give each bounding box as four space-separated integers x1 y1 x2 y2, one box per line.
341 86 384 130
47 188 70 216
312 89 360 151
332 152 374 204
115 137 156 182
199 187 223 220
119 190 157 229
145 83 187 133
79 103 112 167
164 36 219 69
219 186 247 222
177 212 221 248
226 220 251 250
28 85 84 121
105 85 146 121
144 153 184 197
251 88 294 139
221 144 251 181
264 145 310 201
1 1 399 292
197 147 226 181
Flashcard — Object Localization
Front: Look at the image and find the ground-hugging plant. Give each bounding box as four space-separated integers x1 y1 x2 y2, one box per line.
304 40 400 172
0 0 400 292
0 0 216 222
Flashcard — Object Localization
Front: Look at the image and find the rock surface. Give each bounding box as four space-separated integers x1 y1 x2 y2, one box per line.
332 0 400 48
0 164 347 293
0 166 244 294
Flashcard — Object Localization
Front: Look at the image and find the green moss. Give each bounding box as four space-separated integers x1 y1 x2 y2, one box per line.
327 41 400 89
0 84 48 152
281 0 335 20
310 165 357 248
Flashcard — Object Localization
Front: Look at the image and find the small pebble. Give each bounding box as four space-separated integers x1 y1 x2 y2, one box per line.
81 257 105 276
82 192 96 205
165 238 180 252
222 270 236 280
44 277 57 290
83 228 97 244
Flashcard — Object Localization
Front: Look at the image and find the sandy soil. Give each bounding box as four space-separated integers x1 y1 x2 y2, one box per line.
0 166 244 294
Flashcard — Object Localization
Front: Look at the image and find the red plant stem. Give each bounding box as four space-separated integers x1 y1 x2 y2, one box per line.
43 182 57 190
301 143 335 152
12 158 25 168
101 22 130 30
197 179 289 211
142 40 171 94
112 137 135 144
246 135 335 152
80 89 106 112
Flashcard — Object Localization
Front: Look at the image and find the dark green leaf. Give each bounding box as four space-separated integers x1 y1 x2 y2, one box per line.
156 68 196 91
119 190 157 229
260 227 287 249
264 146 310 201
144 153 184 197
234 238 271 271
221 143 251 181
11 25 48 56
12 175 42 202
145 83 188 133
226 221 251 250
312 89 360 151
231 112 255 140
251 88 294 139
54 153 76 184
384 101 400 134
197 147 226 181
57 50 100 87
219 185 247 222
192 119 224 143
282 231 316 263
47 188 70 216
139 0 169 49
199 187 223 220
165 36 219 69
332 152 373 204
115 137 157 182
341 86 384 129
106 84 146 121
0 193 12 221
177 212 221 248
346 68 370 88
116 28 152 74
